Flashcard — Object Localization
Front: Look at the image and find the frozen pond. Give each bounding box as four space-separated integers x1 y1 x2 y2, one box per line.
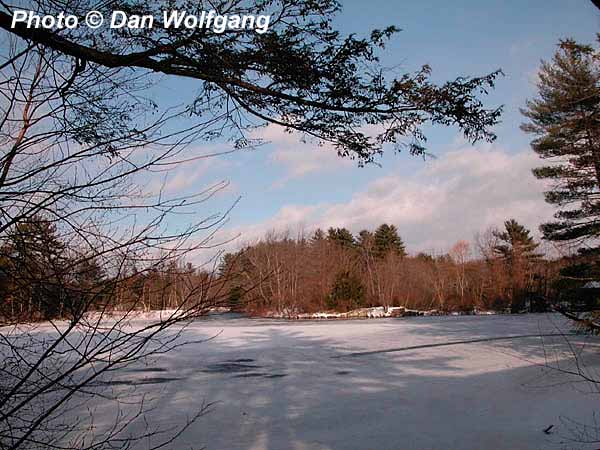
95 314 600 449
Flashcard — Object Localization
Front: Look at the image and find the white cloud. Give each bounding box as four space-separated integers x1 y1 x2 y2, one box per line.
145 148 235 196
270 145 350 179
221 143 555 254
253 125 353 186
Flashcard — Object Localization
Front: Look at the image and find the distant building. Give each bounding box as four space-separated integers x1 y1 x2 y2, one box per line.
577 281 600 310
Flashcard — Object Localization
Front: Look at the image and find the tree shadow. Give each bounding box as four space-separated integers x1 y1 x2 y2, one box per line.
76 315 600 450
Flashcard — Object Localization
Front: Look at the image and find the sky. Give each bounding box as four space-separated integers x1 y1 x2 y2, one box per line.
148 0 600 258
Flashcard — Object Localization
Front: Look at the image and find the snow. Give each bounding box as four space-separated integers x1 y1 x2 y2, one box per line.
82 307 230 322
61 314 600 449
269 306 465 319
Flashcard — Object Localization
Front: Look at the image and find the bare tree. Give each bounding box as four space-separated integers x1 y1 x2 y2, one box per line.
0 34 237 450
449 240 471 309
0 0 506 446
0 0 503 166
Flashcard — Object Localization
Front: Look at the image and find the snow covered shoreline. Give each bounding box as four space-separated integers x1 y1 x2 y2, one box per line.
78 305 506 323
79 305 502 323
261 305 500 320
76 313 600 450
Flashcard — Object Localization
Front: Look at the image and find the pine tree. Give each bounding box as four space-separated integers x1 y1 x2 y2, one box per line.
219 252 238 278
327 271 366 311
327 227 355 249
310 228 326 245
66 257 106 318
219 252 249 311
373 224 406 258
7 219 65 268
0 217 68 319
357 230 374 252
493 219 541 311
521 38 600 251
493 219 541 263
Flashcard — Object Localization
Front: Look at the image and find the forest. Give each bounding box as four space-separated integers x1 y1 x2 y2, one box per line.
0 29 595 325
219 221 596 317
0 215 595 321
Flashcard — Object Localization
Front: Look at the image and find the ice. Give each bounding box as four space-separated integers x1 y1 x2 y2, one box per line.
63 314 600 449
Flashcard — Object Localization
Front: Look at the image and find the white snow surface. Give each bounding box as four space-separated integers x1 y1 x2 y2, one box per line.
65 314 600 449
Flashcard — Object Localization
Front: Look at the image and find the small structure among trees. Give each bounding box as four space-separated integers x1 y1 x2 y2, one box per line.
577 281 600 310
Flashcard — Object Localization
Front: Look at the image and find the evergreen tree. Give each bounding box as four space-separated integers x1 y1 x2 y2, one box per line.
493 219 541 312
327 271 366 311
415 252 435 263
521 39 600 251
6 219 65 267
373 224 406 258
0 217 68 318
554 258 600 310
61 256 107 318
327 227 355 249
357 230 375 251
219 252 238 277
218 252 249 311
493 219 541 263
227 285 244 312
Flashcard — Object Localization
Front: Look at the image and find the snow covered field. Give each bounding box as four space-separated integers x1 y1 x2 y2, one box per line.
89 314 600 450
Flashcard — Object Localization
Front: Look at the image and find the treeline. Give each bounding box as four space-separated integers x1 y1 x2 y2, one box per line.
220 220 567 316
1 216 595 322
0 218 227 322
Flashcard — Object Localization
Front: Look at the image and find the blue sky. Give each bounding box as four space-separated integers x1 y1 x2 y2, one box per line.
150 0 600 255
